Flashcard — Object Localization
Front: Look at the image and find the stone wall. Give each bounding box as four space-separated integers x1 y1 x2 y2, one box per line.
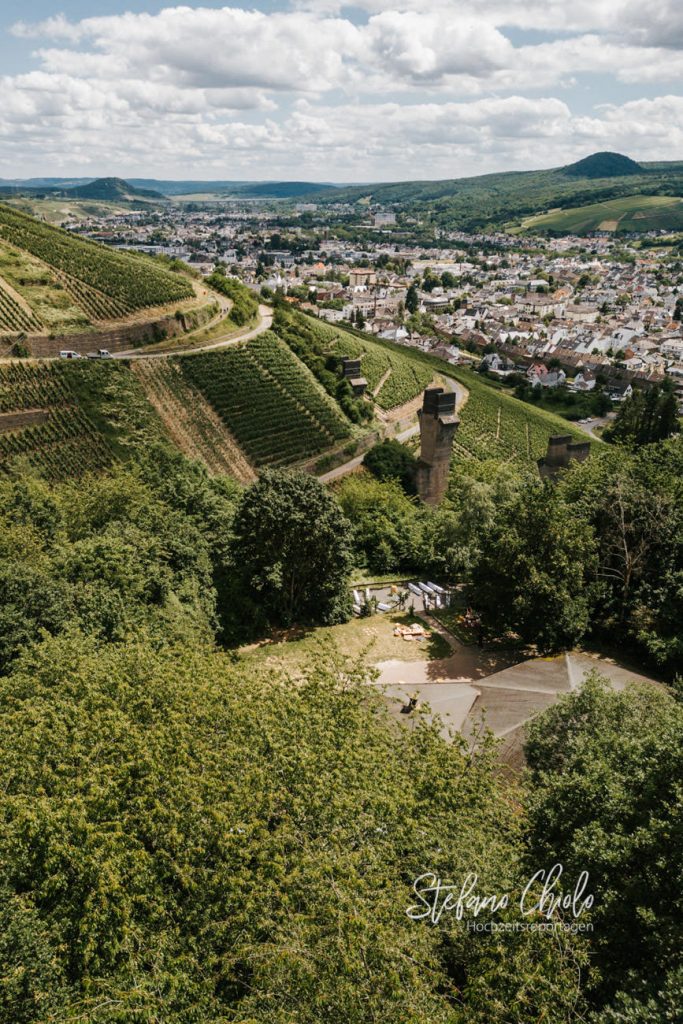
0 302 217 359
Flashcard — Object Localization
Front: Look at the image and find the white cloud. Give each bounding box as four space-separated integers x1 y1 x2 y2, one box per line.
1 2 683 178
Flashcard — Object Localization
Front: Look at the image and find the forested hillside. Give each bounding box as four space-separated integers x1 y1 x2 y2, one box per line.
0 422 680 1020
317 153 683 232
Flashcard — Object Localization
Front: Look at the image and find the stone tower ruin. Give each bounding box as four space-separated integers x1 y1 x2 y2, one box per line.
415 387 459 505
537 434 590 479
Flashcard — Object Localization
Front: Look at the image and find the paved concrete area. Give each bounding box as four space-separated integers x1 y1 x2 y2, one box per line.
373 644 662 766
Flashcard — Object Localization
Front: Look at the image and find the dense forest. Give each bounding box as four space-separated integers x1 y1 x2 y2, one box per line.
0 433 681 1021
0 315 681 1020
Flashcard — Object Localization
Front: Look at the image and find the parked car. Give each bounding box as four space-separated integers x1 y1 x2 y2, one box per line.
86 349 113 359
59 350 81 360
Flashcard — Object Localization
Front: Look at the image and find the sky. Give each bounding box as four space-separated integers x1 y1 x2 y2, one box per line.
1 0 683 182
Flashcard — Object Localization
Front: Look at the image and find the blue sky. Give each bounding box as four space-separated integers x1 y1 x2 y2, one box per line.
1 0 682 181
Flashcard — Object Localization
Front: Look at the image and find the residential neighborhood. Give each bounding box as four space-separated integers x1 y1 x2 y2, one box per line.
66 200 683 414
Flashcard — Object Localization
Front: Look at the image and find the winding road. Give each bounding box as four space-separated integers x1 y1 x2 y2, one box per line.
113 304 274 361
318 371 468 483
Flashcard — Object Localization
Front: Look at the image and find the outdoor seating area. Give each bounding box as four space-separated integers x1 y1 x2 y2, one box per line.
352 580 452 616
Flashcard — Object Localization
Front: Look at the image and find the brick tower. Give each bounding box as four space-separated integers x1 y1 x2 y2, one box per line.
415 387 459 505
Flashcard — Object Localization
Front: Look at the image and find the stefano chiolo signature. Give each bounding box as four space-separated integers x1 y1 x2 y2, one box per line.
407 863 594 925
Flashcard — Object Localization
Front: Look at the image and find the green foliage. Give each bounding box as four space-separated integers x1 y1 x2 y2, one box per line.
207 270 259 326
0 408 115 481
525 674 683 1006
559 442 683 673
230 469 353 629
593 967 683 1024
0 629 590 1022
320 319 432 409
604 382 680 447
272 306 371 423
0 361 74 412
563 152 643 178
0 203 193 311
469 481 597 651
316 158 683 232
514 379 612 420
406 282 419 313
364 438 418 493
0 456 237 673
335 473 426 574
0 360 170 481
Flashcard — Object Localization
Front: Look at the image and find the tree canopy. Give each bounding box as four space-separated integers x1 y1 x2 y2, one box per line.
525 673 683 1011
0 634 589 1023
230 469 354 630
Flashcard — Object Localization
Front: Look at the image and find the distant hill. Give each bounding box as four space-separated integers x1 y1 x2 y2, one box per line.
229 181 337 199
65 177 164 201
311 152 683 233
0 177 339 200
563 152 643 178
521 194 683 235
128 180 339 198
0 177 165 203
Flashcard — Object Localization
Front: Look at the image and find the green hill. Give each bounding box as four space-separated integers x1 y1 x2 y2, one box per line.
315 152 683 232
0 309 594 485
0 203 194 336
522 194 683 235
563 152 643 178
65 177 164 201
346 330 590 466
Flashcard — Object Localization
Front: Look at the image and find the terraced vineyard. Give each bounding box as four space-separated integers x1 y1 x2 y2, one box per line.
0 279 42 333
58 272 133 322
296 316 433 409
308 320 591 466
132 359 257 482
178 333 351 467
0 363 115 480
439 367 588 465
0 362 72 411
374 359 433 409
0 204 194 313
0 407 114 481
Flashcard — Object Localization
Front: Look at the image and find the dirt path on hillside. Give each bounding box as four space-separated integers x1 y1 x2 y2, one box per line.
115 305 273 360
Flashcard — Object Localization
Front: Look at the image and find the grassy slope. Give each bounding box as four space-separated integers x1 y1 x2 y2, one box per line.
522 194 683 234
0 240 90 334
0 204 195 331
2 197 143 225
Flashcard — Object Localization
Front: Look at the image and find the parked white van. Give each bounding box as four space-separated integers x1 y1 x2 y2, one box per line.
59 350 81 360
